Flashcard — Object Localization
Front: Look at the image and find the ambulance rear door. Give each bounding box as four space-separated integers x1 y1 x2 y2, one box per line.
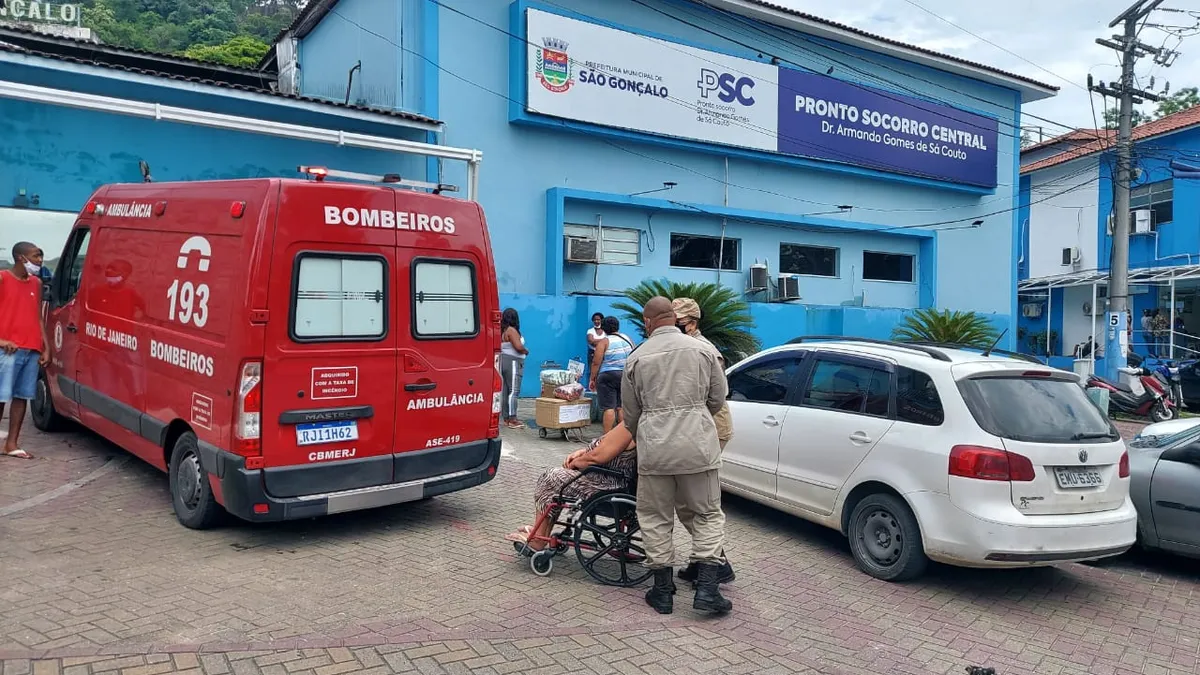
261 182 399 497
393 196 496 477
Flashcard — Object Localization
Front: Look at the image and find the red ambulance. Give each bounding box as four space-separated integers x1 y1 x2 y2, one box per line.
34 170 503 528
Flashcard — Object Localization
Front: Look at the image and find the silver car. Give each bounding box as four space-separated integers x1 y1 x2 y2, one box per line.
1128 424 1200 558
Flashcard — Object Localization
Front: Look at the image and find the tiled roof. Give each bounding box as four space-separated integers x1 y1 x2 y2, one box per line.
739 0 1058 93
0 25 441 128
1021 107 1200 174
1020 128 1112 155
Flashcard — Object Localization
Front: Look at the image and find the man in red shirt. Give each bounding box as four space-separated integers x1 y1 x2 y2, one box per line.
0 241 49 459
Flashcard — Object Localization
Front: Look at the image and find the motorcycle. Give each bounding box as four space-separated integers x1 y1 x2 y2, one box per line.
1151 362 1185 410
1086 366 1176 422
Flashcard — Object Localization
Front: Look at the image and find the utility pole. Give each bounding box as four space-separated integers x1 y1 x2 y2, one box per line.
1089 0 1172 380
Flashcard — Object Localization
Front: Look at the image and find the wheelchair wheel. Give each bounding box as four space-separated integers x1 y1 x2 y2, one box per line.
530 549 554 577
573 491 651 587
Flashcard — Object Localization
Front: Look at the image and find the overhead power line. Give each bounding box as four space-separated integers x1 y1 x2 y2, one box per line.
328 4 1113 228
897 0 1089 93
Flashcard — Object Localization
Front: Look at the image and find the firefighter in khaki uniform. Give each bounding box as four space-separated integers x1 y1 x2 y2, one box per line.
670 297 737 587
621 297 732 616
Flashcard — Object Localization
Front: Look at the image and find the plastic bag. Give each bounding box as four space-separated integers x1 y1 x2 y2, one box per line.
554 382 584 401
540 369 575 386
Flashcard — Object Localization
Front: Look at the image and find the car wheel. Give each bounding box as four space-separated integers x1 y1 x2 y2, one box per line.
168 432 223 530
31 372 64 432
848 493 928 582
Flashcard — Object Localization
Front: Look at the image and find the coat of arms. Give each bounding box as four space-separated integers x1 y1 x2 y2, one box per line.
535 37 573 93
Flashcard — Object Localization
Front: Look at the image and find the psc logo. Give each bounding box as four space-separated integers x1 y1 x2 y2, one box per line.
698 68 755 106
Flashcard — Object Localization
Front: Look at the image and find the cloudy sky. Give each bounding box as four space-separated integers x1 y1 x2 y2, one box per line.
778 0 1199 137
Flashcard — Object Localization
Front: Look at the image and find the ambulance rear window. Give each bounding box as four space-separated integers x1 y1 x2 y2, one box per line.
412 259 478 339
291 253 387 342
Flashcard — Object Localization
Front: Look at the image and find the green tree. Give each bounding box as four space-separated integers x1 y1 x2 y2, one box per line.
612 279 761 364
1155 87 1200 118
78 0 299 61
1103 106 1150 129
891 308 999 348
184 35 270 67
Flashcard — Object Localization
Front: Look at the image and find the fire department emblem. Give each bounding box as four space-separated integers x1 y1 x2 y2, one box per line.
54 322 62 350
535 37 573 93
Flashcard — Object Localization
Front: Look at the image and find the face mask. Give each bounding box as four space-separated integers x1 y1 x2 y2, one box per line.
106 276 122 286
676 322 689 332
23 261 40 275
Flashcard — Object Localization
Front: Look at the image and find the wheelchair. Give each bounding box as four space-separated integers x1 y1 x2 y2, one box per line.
512 465 651 588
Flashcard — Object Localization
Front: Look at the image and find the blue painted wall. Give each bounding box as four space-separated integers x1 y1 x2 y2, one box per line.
0 0 1035 401
0 92 422 233
298 0 430 115
1017 174 1031 281
1093 127 1200 271
429 0 1023 311
498 291 1011 397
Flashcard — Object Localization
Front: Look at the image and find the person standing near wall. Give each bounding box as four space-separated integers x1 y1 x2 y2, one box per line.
671 297 736 586
589 316 634 434
0 241 50 459
585 313 604 388
622 297 732 616
500 308 528 430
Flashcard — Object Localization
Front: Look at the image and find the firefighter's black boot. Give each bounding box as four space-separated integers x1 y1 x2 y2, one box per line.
692 563 733 615
644 567 676 615
678 551 736 585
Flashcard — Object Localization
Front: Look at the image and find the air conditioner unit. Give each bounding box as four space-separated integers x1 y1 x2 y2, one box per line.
564 236 598 263
1061 246 1081 267
1133 209 1153 234
748 263 769 291
1022 302 1043 318
778 274 800 300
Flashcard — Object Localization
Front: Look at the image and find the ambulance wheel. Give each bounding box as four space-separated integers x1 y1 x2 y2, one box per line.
169 432 222 530
31 371 64 432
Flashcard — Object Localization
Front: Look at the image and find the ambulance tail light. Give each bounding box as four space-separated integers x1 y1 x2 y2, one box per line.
490 352 502 438
233 360 263 455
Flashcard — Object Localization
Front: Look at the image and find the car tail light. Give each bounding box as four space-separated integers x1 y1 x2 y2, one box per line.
233 360 263 455
1118 451 1130 478
949 445 1035 482
490 352 502 437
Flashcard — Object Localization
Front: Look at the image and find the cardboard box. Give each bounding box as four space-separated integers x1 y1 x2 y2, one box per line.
540 382 558 398
535 396 592 428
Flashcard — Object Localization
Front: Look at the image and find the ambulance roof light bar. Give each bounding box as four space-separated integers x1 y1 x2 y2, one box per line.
297 166 459 194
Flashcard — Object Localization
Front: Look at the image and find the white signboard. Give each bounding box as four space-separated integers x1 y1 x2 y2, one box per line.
0 2 80 24
557 402 591 425
525 8 778 153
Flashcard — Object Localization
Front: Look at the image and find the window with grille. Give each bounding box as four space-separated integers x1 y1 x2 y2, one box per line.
563 224 640 265
1130 179 1173 228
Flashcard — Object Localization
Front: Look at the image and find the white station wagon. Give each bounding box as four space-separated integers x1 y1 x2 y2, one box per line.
719 337 1137 581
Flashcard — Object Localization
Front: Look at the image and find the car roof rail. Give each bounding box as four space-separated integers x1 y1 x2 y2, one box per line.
786 336 953 362
907 342 1044 364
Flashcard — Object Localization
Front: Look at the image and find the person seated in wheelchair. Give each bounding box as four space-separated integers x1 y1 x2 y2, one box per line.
507 423 637 553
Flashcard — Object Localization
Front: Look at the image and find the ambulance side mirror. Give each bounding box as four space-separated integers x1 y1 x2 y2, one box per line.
41 281 53 303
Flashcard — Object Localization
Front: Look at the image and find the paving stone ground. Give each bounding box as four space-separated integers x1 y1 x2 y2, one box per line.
2 405 1197 675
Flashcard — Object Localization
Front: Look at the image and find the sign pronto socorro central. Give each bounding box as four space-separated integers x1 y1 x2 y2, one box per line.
0 1 80 24
524 8 1000 188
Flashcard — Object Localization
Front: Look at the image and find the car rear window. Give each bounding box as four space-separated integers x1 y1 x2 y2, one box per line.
957 376 1118 443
